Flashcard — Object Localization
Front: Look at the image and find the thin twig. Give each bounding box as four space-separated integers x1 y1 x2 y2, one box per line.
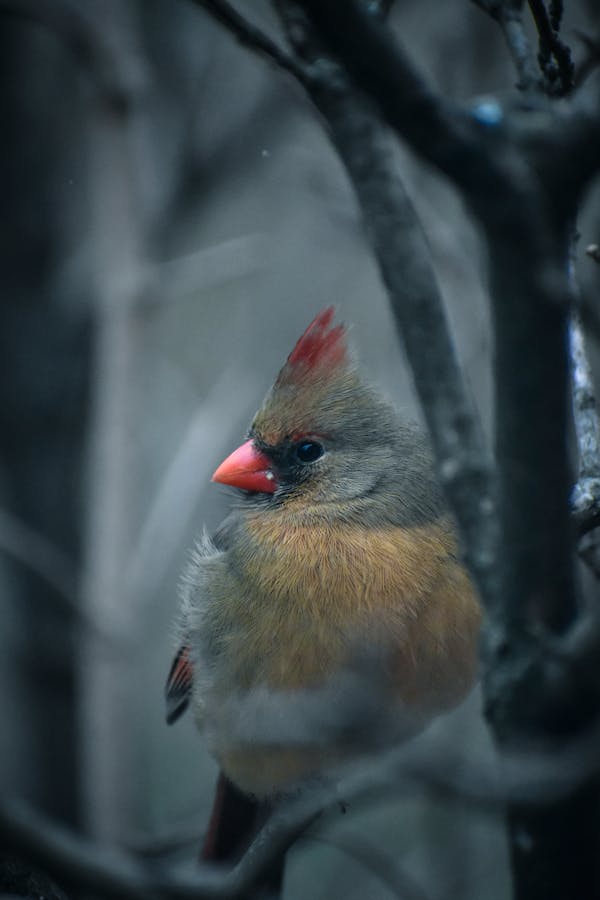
526 0 574 94
293 0 582 638
549 0 563 33
0 508 118 643
0 508 79 606
125 367 261 607
188 0 309 84
573 30 600 88
472 0 541 93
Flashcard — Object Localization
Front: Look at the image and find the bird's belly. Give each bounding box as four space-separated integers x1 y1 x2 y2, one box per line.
196 518 480 795
219 746 339 796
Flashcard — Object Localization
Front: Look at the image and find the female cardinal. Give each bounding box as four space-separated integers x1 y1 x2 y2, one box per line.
166 307 480 862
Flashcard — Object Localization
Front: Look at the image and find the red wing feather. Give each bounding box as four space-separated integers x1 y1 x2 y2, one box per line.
165 644 193 724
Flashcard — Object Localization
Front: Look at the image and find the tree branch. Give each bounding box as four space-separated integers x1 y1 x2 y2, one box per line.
4 724 600 900
189 0 309 84
274 0 497 596
472 0 541 94
569 314 600 538
526 0 574 94
313 832 434 900
196 2 600 895
0 795 318 900
0 0 146 103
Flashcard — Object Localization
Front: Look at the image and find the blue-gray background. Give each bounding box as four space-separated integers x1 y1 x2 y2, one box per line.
1 2 598 897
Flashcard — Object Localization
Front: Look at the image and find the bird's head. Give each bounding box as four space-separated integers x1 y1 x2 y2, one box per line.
212 308 443 525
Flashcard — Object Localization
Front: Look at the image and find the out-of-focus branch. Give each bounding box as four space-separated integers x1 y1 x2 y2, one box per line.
473 1 600 563
574 30 600 88
570 313 600 538
190 5 497 604
314 832 433 900
78 2 148 844
297 0 600 208
0 0 146 102
194 2 600 896
566 239 600 571
0 509 119 644
0 508 78 608
0 795 317 900
472 0 541 93
274 0 497 597
526 0 574 94
570 313 600 480
4 721 600 900
294 0 578 642
287 0 530 210
190 0 309 83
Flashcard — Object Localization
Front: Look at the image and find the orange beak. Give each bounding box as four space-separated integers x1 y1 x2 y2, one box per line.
211 439 277 494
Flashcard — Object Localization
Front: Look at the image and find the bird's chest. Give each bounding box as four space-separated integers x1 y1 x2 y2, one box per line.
210 514 451 692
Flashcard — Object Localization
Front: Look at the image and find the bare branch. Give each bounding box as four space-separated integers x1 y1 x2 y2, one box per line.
4 723 600 900
296 0 600 208
189 6 496 599
472 0 541 93
125 367 262 606
565 237 600 545
187 0 309 83
0 508 79 607
293 0 580 636
275 4 600 894
526 0 575 95
569 313 600 537
270 1 498 597
290 0 541 216
549 0 563 32
0 0 146 102
0 795 317 900
313 831 434 900
573 29 600 88
569 314 600 484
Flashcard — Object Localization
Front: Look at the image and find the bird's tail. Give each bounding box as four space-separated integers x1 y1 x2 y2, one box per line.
201 772 260 862
201 772 285 891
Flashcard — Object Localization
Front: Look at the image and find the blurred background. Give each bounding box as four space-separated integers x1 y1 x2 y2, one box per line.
1 1 598 897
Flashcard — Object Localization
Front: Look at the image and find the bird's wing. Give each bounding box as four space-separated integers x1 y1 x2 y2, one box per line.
166 517 233 724
165 644 193 724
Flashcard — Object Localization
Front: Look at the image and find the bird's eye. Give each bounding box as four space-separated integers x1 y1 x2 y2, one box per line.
295 440 324 464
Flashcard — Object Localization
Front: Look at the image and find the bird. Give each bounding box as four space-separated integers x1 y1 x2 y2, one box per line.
165 307 481 864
